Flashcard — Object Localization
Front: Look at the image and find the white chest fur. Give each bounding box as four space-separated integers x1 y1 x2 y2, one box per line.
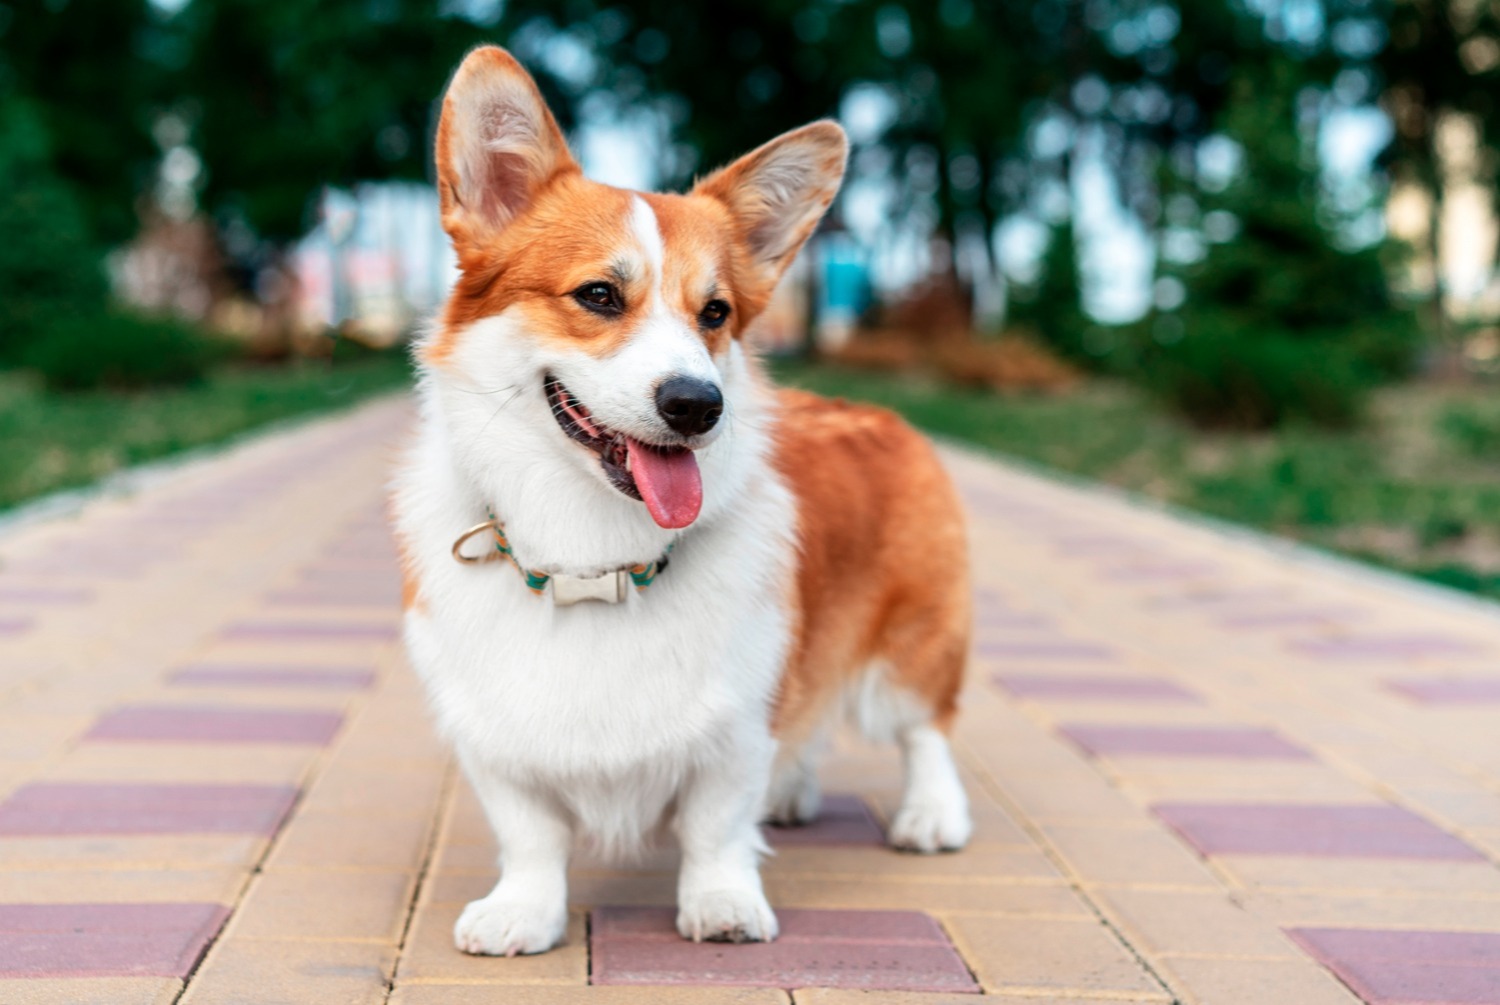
392 374 796 850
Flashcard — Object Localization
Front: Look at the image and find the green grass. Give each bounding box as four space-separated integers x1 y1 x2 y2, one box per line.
0 351 413 511
773 359 1500 601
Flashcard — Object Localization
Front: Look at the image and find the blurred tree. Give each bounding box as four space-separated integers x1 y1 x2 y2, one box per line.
0 97 109 366
1148 59 1420 428
1376 0 1500 334
172 0 491 243
0 0 172 244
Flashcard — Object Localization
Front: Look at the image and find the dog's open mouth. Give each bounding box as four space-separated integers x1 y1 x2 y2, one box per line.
545 375 703 529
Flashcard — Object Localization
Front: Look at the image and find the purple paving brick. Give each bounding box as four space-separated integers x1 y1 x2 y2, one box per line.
168 665 375 689
1291 633 1488 660
978 640 1116 660
219 620 400 641
1386 679 1500 705
1148 587 1287 609
590 906 978 992
1288 928 1500 1005
0 782 297 835
1154 803 1484 860
975 611 1054 629
86 706 344 745
1060 725 1311 760
0 617 33 636
0 902 229 977
765 794 885 846
994 674 1198 702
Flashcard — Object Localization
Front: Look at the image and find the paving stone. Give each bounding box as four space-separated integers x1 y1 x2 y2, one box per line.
0 976 183 1005
220 620 399 641
0 903 228 977
941 914 1167 998
1287 928 1500 1005
1290 633 1488 660
1153 803 1484 860
978 641 1118 661
1061 725 1313 760
590 906 977 993
86 706 344 745
167 666 376 689
178 937 394 1005
1386 679 1500 704
393 988 789 1004
0 783 298 836
993 673 1199 702
765 795 885 846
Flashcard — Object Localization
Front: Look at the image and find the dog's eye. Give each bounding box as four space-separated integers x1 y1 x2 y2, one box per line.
700 299 730 329
573 283 623 313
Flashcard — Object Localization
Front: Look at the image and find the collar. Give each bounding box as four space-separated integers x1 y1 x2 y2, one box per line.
451 510 672 605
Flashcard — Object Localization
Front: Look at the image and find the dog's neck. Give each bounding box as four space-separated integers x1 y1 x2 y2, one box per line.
421 361 774 579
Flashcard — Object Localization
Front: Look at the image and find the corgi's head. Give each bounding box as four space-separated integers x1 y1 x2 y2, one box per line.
422 46 846 531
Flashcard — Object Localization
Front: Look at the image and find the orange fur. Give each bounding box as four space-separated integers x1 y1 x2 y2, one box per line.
770 387 971 744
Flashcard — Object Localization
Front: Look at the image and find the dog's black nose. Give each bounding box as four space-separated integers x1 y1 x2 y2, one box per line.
655 376 723 436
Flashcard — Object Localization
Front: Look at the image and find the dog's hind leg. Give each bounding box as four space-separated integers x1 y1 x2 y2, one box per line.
764 727 829 826
854 627 972 853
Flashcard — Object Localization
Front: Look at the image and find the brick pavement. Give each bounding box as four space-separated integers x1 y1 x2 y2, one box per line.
2 395 1500 1004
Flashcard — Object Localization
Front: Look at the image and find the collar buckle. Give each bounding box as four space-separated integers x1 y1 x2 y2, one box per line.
550 569 630 606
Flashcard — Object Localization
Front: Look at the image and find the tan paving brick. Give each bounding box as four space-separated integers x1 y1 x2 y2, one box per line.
764 844 1061 880
397 904 587 985
941 914 1169 999
1090 886 1303 958
0 977 182 1005
1216 855 1500 894
1248 890 1500 929
264 810 434 871
227 867 415 941
1157 955 1363 1005
0 867 247 903
794 993 1164 1005
1040 822 1221 886
392 987 791 1004
180 937 394 1005
0 834 267 870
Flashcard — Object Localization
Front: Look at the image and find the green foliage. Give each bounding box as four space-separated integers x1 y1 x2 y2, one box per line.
1148 60 1422 430
0 98 109 367
20 311 231 392
1438 404 1500 459
0 0 171 244
1145 322 1368 430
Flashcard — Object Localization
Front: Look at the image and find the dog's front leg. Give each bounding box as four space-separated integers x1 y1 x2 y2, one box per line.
454 766 571 956
673 731 778 943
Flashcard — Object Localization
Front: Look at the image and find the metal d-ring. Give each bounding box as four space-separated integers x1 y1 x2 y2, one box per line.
451 519 504 564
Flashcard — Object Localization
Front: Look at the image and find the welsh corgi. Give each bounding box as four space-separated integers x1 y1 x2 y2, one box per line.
392 45 972 956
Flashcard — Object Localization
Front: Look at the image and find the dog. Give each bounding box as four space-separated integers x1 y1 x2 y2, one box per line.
392 45 972 957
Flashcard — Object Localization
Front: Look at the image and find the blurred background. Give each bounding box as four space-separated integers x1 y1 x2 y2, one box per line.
3 0 1499 596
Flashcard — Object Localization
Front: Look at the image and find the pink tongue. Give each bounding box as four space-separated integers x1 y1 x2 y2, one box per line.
626 438 702 529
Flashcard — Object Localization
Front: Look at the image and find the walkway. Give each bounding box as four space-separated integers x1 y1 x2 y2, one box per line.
2 395 1499 1004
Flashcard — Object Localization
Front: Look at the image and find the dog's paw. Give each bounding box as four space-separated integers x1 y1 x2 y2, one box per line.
764 773 822 827
454 895 567 956
677 888 779 943
888 799 972 854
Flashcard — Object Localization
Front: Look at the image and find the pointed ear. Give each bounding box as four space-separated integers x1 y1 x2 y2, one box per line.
434 46 577 252
694 120 848 292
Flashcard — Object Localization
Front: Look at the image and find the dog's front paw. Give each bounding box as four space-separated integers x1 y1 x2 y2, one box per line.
454 895 567 956
888 799 972 853
677 888 779 943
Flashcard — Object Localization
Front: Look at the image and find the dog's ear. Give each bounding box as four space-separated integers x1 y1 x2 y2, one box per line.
693 120 848 297
435 46 577 254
